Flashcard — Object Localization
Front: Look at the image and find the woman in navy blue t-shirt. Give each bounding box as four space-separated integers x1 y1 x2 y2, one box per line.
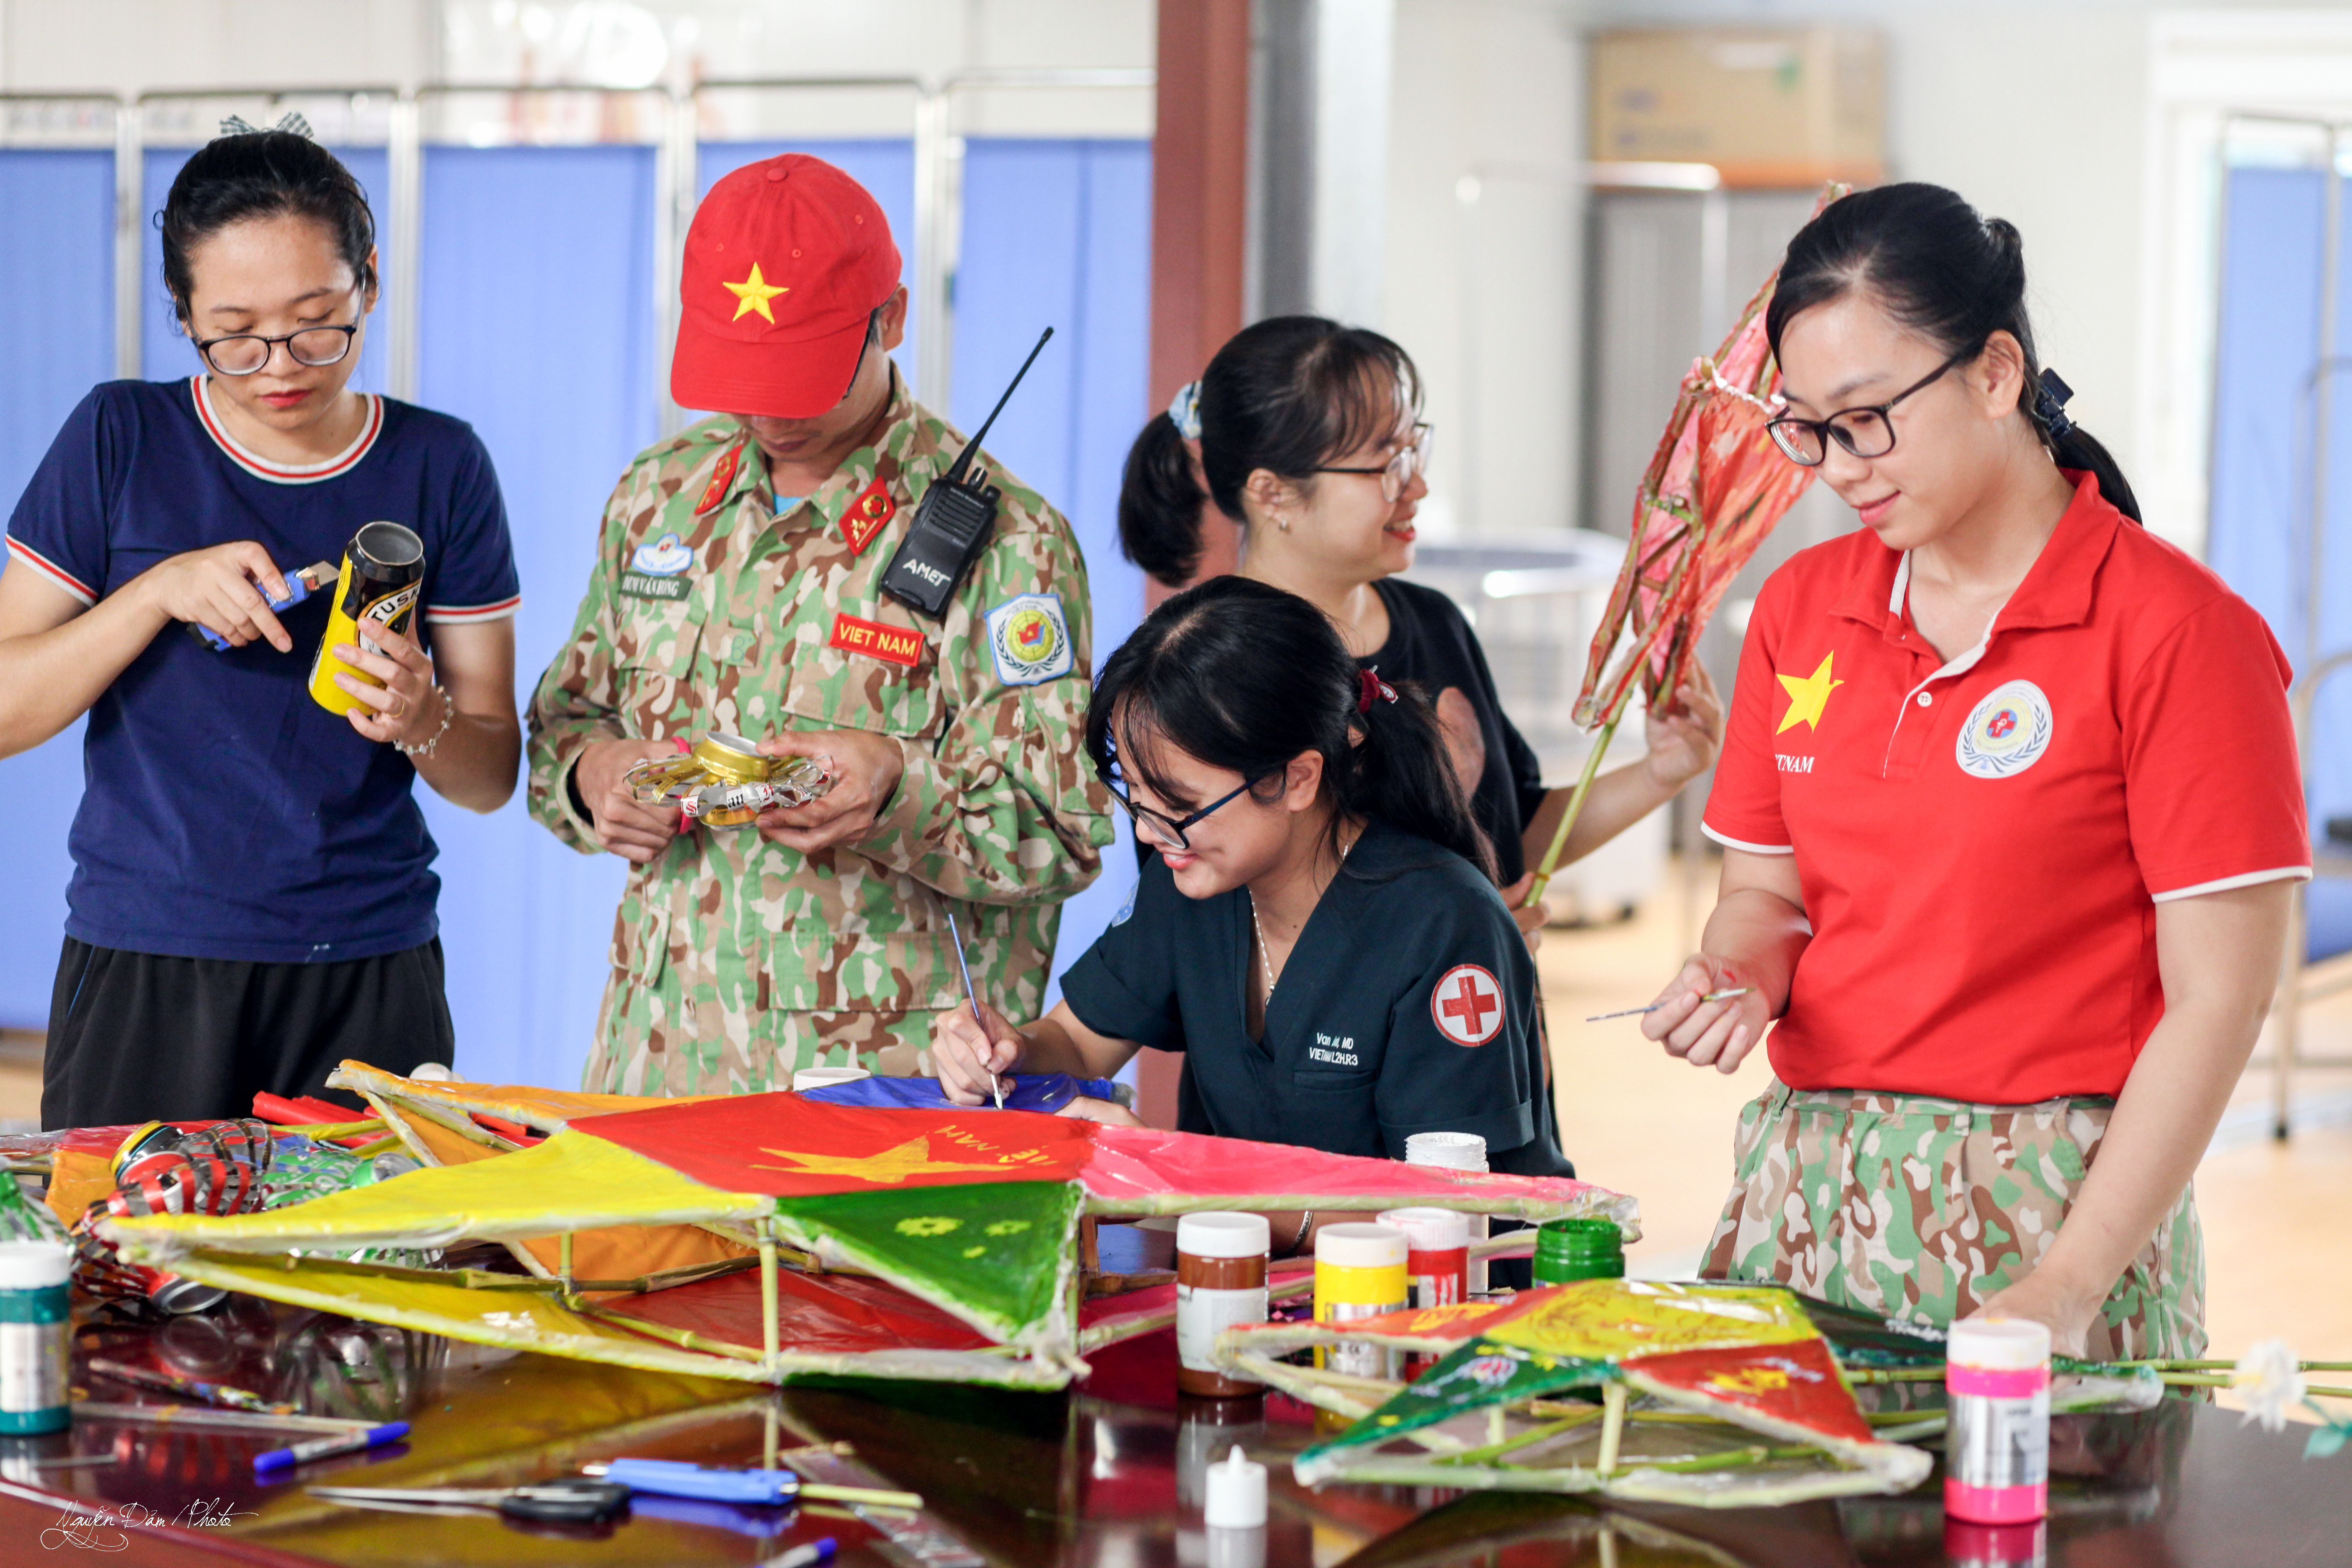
0 123 523 1127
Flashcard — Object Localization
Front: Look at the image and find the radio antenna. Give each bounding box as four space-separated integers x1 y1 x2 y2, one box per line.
944 326 1053 484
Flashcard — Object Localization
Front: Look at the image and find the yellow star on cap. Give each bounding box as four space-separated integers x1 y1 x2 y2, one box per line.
723 261 789 323
1775 652 1845 735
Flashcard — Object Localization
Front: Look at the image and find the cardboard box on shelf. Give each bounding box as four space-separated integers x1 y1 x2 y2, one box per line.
1590 28 1885 189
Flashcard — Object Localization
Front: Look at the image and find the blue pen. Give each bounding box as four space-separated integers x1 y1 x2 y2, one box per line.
253 1421 408 1477
583 1457 919 1509
191 558 337 651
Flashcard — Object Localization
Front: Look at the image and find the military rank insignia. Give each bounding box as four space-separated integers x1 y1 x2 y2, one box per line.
694 441 744 516
841 475 897 554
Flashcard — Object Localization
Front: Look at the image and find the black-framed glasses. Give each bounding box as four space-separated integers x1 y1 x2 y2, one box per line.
1316 422 1433 503
1764 352 1968 466
1106 776 1262 852
193 321 360 377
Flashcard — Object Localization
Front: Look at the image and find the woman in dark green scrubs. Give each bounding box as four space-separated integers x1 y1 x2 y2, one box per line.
934 577 1571 1189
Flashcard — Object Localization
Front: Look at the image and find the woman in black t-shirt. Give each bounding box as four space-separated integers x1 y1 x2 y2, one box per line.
932 579 1571 1246
1119 319 1720 927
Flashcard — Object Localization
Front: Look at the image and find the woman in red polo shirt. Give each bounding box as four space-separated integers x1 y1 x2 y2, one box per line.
1643 183 2307 1360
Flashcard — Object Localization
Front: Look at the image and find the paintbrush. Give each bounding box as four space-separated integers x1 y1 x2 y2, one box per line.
1586 987 1752 1022
87 1357 299 1415
943 910 1003 1109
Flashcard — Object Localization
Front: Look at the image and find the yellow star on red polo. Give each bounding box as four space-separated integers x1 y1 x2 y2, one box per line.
723 261 789 323
1775 652 1844 735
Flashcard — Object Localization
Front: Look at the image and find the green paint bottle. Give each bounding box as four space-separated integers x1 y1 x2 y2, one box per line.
0 1242 71 1434
1531 1218 1625 1285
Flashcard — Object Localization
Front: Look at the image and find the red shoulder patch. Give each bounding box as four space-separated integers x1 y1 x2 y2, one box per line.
841 475 897 554
694 441 744 516
1431 964 1504 1047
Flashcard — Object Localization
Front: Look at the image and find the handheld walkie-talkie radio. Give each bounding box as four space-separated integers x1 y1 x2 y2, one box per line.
882 326 1054 618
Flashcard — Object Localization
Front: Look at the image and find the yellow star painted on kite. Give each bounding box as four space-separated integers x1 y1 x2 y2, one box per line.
723 261 789 323
752 1135 1015 1186
1775 652 1844 735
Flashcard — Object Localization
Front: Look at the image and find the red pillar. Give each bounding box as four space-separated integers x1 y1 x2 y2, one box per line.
1132 0 1251 1127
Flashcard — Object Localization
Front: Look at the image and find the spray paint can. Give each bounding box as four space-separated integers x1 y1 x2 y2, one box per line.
308 521 425 717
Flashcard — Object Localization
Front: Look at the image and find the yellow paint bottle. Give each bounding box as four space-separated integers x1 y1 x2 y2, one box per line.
1313 1222 1408 1380
308 522 425 717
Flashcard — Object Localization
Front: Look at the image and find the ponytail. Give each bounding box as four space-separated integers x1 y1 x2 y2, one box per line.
1086 576 1491 879
1117 317 1424 587
1336 672 1493 879
1768 183 2141 523
1117 411 1212 583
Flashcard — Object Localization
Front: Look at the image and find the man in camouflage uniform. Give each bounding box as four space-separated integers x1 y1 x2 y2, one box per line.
527 153 1111 1095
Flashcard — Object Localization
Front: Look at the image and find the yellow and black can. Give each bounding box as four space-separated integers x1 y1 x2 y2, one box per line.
307 521 426 717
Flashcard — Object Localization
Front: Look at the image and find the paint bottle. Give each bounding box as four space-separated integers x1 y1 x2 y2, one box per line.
1532 1218 1625 1285
308 521 425 717
1376 1207 1470 1310
0 1243 72 1434
1313 1222 1408 1380
1944 1318 2051 1525
1177 1212 1270 1397
1403 1131 1490 1293
1375 1207 1470 1380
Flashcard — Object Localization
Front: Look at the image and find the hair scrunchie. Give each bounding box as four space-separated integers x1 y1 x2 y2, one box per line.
2033 367 2075 443
217 111 315 141
1167 380 1203 441
1357 667 1397 714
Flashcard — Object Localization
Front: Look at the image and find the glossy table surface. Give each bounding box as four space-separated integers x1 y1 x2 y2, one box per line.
2 1296 2347 1567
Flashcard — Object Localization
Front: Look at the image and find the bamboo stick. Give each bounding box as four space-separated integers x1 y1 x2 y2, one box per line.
1595 1382 1627 1477
759 1219 781 1375
1527 699 1630 908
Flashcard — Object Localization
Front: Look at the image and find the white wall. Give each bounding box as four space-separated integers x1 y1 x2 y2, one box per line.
0 0 1150 128
1385 0 2352 549
0 0 439 92
1383 0 1586 539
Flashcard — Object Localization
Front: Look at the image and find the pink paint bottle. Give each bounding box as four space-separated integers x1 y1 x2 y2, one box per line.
1944 1318 2051 1525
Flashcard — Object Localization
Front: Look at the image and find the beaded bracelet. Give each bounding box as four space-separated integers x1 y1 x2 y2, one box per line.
394 686 455 758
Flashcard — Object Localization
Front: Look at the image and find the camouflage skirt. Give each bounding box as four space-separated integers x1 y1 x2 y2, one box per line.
1700 1080 2205 1361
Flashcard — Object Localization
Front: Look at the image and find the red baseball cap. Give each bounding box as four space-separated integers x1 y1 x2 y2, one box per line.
670 153 904 419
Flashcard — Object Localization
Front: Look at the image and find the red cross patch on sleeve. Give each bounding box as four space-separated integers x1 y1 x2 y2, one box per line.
841 475 897 554
694 441 744 516
1431 964 1505 1047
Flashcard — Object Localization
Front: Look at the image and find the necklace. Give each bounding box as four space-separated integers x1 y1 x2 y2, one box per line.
1248 826 1360 1011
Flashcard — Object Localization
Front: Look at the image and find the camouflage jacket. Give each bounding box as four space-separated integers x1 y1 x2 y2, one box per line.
526 366 1113 1044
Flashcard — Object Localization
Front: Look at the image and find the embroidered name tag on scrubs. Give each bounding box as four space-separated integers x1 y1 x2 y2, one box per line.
1431 964 1504 1047
694 442 743 516
829 612 924 668
619 531 694 601
841 475 897 554
1956 680 2055 779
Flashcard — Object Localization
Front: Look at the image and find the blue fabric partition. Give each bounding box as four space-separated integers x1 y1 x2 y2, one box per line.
2206 166 2352 959
0 149 116 1029
141 147 393 394
410 145 656 1087
0 129 1151 1081
952 138 1152 1006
